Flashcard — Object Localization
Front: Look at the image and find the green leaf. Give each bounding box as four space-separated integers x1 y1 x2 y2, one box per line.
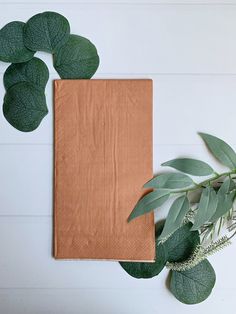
0 21 35 63
162 158 214 176
218 177 235 194
159 196 190 240
170 260 216 304
191 187 218 231
163 222 200 262
199 133 236 170
4 57 49 91
128 190 170 222
119 221 167 278
53 34 99 79
24 11 70 53
3 82 48 132
144 173 194 190
210 178 236 222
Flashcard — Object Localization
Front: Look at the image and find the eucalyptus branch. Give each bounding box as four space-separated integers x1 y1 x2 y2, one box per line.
123 133 236 305
170 169 236 195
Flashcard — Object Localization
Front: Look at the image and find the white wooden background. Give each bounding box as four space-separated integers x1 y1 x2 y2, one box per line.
0 1 236 313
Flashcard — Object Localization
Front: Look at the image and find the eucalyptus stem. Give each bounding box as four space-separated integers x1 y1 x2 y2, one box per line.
217 217 223 236
170 169 236 195
228 230 236 240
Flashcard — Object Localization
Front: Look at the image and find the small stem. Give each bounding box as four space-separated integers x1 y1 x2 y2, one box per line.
211 226 214 241
170 170 236 195
227 209 232 221
229 230 236 240
218 217 223 236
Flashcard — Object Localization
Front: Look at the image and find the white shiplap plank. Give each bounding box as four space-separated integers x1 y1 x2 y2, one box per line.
0 216 167 289
0 216 234 291
153 75 236 146
0 145 52 216
0 287 235 314
0 288 164 314
0 143 230 216
1 1 236 4
0 4 236 73
0 74 236 145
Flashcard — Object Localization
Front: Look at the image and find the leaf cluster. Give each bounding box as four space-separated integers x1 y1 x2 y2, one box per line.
0 12 100 132
120 222 216 304
129 133 236 238
121 133 236 304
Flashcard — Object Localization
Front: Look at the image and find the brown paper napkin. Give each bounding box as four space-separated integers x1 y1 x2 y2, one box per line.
54 79 155 261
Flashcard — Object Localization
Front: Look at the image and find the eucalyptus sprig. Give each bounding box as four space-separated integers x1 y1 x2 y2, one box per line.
120 133 236 304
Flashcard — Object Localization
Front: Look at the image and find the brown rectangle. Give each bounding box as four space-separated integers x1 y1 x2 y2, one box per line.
54 79 155 261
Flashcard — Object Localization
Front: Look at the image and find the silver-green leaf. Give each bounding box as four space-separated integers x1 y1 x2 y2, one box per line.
210 178 236 222
128 190 170 222
162 158 214 176
159 196 190 240
191 187 218 231
199 133 236 170
144 173 194 190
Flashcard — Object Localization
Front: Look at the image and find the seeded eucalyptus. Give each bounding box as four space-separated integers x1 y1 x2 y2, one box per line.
0 12 99 132
121 133 236 304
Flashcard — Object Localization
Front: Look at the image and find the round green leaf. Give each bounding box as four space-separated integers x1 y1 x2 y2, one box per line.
24 11 70 53
163 222 200 262
3 82 48 132
4 57 49 91
53 34 99 79
119 221 167 278
0 21 35 63
170 260 216 304
119 244 166 279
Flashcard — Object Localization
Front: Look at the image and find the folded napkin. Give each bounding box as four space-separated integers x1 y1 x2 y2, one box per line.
54 79 155 261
